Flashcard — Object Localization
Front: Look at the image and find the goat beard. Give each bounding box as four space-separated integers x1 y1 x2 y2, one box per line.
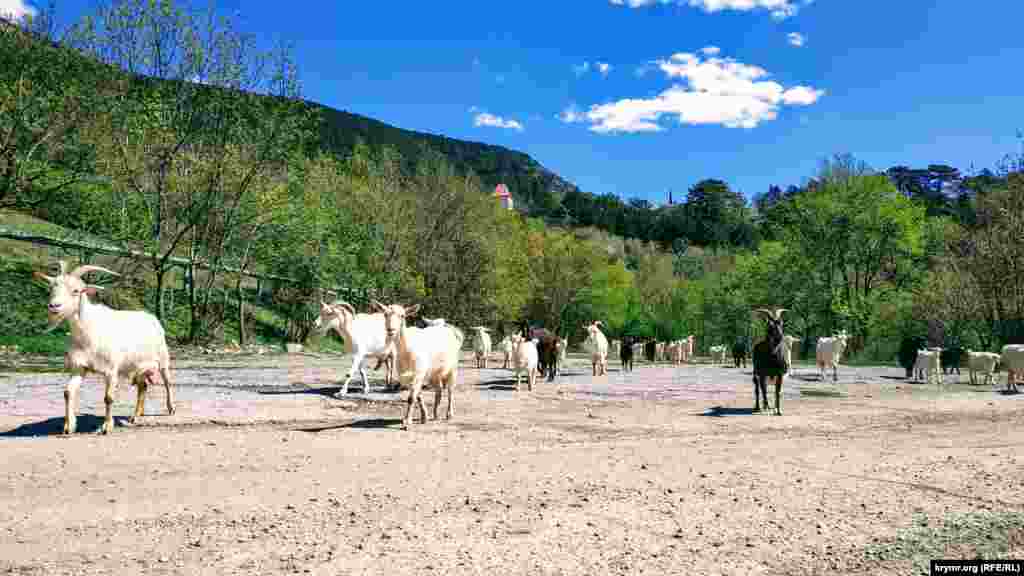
43 311 66 333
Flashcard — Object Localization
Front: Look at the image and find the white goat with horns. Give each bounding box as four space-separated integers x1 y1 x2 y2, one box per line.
35 261 174 435
314 299 395 395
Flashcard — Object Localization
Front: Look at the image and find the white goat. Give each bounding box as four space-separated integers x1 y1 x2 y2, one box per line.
815 331 849 382
1000 344 1024 393
471 327 493 369
497 335 514 369
913 348 943 385
314 301 395 395
709 344 727 365
557 336 568 376
682 335 695 363
966 350 1002 387
782 335 801 374
584 321 609 376
372 301 463 429
35 261 174 435
510 334 539 391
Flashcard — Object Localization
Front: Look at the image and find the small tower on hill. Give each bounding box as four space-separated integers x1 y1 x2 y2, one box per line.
494 183 513 210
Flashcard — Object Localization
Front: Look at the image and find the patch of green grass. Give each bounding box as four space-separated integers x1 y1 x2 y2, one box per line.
863 511 1024 575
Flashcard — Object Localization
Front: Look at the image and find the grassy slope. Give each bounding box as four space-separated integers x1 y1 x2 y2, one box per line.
0 211 345 355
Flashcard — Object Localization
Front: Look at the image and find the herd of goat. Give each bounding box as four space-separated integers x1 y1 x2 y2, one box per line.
30 261 1024 435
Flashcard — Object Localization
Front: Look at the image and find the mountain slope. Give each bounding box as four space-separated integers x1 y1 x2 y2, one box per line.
316 106 580 214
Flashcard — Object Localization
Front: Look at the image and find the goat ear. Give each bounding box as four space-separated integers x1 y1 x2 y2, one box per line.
370 299 386 313
406 304 420 317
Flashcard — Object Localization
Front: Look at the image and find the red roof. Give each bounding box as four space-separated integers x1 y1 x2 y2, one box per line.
494 183 511 198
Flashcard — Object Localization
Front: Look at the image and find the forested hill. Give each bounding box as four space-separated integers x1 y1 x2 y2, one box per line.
315 106 579 214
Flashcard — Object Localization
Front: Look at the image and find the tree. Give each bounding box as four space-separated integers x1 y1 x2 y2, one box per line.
69 0 316 329
0 6 101 209
684 179 754 249
523 228 605 335
784 168 926 348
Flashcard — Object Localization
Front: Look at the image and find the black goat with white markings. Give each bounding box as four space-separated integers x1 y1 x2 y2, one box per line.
751 308 789 415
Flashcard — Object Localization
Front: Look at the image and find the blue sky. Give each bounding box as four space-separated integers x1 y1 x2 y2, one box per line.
7 0 1024 203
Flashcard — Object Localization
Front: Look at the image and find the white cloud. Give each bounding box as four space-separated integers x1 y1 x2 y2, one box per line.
780 85 824 105
596 62 612 76
558 104 586 124
567 49 824 133
0 0 37 22
786 32 805 47
608 0 814 20
701 46 721 56
473 111 525 132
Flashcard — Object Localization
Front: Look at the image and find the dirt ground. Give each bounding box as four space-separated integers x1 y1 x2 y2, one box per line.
1 350 1022 576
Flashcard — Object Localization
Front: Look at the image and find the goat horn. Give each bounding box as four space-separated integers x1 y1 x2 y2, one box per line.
33 271 55 283
69 265 120 279
335 301 356 315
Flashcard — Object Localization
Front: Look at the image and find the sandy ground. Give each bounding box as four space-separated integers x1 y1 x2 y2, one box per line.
1 351 1022 576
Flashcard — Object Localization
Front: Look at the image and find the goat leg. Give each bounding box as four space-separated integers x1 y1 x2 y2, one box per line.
445 375 455 420
159 366 175 415
774 376 783 416
337 353 364 396
130 373 147 424
63 372 84 435
100 372 119 435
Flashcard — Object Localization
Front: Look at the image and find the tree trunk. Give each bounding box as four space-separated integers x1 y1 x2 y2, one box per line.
237 280 247 347
155 264 167 321
187 261 199 344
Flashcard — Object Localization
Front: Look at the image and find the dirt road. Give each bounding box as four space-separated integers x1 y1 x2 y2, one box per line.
1 352 1022 575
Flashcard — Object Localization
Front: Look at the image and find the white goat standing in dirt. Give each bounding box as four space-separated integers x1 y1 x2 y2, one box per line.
372 301 463 430
314 301 396 395
35 261 174 435
584 321 609 376
471 326 493 369
510 334 539 392
498 335 514 369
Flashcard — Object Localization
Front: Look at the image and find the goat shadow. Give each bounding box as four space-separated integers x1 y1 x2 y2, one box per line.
474 379 519 391
996 389 1021 396
293 418 404 433
0 414 130 438
698 406 758 417
257 384 402 398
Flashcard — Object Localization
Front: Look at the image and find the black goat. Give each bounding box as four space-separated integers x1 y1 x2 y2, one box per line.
732 338 750 368
898 336 927 379
941 345 966 375
751 308 789 415
620 335 635 372
644 340 656 363
521 322 560 382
